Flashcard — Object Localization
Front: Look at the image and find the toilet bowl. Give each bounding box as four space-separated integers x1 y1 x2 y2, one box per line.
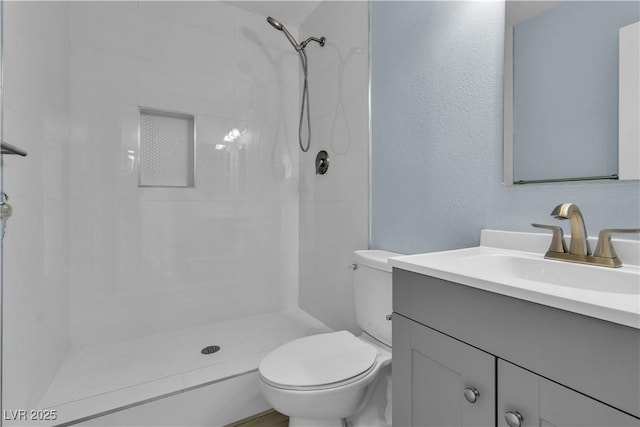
259 331 391 423
258 250 400 427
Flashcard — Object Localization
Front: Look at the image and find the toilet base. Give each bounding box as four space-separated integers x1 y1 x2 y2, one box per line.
348 367 392 427
288 365 392 427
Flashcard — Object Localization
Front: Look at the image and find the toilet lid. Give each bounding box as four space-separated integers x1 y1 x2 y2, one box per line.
259 331 378 388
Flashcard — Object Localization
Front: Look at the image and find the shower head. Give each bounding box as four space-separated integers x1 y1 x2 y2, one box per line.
266 16 326 52
267 16 284 31
266 16 301 50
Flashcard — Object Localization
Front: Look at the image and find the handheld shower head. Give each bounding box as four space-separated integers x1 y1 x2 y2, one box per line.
266 16 283 31
266 16 301 50
266 16 326 52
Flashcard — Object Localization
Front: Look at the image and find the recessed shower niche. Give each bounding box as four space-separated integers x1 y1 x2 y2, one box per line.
139 108 195 188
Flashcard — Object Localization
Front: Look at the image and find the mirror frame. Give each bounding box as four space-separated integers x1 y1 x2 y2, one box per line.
503 2 515 185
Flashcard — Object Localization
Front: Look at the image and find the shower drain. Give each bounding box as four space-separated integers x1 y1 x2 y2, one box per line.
201 345 221 355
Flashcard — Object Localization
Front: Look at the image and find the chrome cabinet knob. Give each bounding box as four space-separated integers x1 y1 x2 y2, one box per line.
463 387 479 403
505 411 523 427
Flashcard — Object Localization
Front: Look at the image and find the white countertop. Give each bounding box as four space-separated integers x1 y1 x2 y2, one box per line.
389 230 640 329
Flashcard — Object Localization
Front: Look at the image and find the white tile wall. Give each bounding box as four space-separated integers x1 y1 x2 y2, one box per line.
138 1 236 37
70 48 138 105
2 0 71 412
68 2 142 58
67 1 301 348
298 1 370 333
138 63 234 117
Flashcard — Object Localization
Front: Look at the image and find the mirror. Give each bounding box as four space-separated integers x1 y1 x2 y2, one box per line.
504 1 640 185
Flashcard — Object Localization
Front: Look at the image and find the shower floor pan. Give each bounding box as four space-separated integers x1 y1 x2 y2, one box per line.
36 309 330 426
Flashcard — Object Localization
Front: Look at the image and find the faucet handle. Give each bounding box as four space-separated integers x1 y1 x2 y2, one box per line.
532 223 568 253
594 228 640 259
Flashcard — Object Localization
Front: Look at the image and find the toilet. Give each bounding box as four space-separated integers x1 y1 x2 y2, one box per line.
258 250 400 427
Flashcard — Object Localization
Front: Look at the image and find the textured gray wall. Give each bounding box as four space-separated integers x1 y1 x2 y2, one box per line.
371 1 640 255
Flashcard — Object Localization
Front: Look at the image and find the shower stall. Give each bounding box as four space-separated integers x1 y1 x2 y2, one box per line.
0 1 370 426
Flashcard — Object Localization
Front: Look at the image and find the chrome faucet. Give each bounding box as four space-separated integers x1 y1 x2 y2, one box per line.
532 203 640 268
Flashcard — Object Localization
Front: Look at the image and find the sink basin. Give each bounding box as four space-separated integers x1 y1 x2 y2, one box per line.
388 230 640 329
459 253 639 295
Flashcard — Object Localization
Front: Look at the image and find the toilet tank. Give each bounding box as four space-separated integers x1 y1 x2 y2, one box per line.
353 250 401 347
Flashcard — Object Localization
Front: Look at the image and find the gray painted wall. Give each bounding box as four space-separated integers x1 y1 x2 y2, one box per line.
371 1 640 255
513 1 639 181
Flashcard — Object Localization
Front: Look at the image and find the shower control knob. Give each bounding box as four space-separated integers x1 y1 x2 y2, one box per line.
463 387 479 404
315 150 329 175
348 264 358 270
505 411 523 427
386 314 392 321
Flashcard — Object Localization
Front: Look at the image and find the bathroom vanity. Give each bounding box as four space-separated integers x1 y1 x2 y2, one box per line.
390 230 640 427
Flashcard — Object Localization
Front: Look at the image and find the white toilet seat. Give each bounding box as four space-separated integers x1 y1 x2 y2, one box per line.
260 361 378 391
258 331 378 391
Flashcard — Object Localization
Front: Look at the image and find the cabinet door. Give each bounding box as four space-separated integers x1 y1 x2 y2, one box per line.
499 360 640 427
393 314 495 427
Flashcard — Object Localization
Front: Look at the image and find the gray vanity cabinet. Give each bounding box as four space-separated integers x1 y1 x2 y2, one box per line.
393 268 640 427
498 360 640 427
393 314 495 427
